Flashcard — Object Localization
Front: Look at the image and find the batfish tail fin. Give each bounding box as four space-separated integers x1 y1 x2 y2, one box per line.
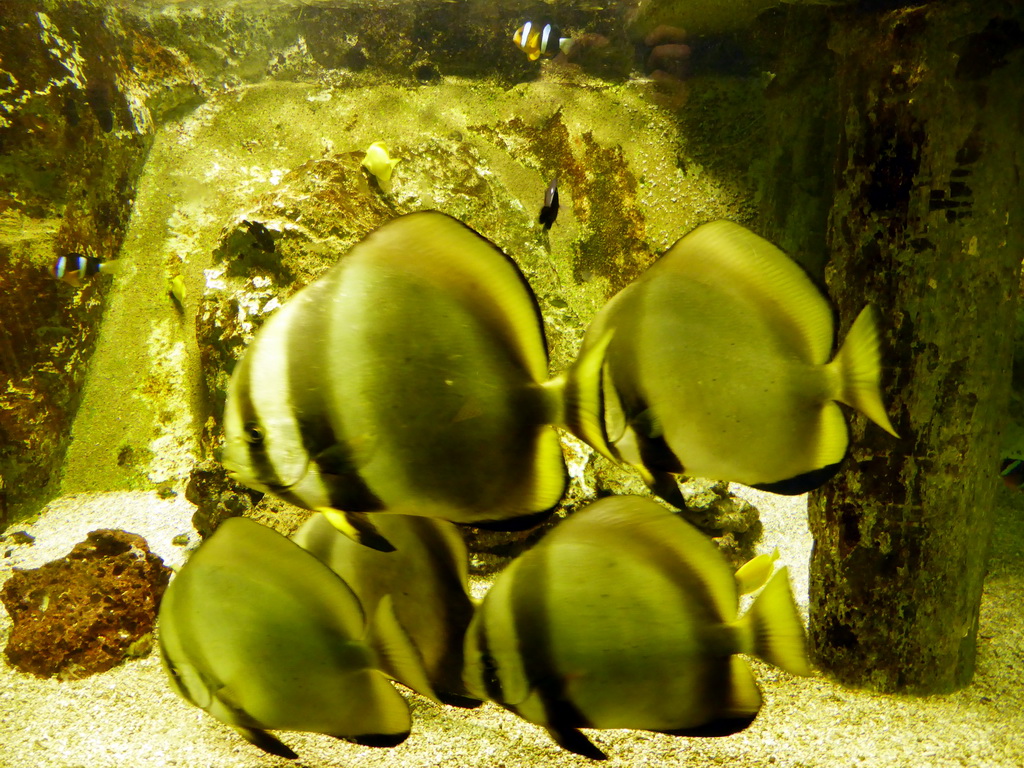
561 329 618 462
832 305 899 438
742 567 811 677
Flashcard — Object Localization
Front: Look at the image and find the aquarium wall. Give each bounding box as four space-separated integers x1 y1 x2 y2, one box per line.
1 0 1023 766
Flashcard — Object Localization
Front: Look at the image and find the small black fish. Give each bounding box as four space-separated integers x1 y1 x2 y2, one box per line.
539 176 559 230
243 220 275 253
53 253 119 288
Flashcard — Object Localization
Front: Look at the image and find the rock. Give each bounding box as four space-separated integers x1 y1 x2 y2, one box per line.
0 529 172 679
679 477 762 566
184 459 263 539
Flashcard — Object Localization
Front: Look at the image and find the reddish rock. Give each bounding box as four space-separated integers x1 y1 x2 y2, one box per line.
0 529 172 679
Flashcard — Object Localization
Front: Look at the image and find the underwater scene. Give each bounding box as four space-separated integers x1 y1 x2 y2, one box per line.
1 0 1023 766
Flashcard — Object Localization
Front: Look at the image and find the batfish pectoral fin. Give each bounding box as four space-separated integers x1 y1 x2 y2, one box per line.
232 726 298 759
546 723 607 761
319 509 395 552
370 594 440 703
647 470 687 511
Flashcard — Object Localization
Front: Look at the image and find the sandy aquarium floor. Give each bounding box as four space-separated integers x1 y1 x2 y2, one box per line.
0 486 1021 768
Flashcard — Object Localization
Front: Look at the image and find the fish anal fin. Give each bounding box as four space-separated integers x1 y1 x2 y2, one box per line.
751 458 843 496
744 567 812 677
319 509 395 552
723 656 763 720
232 726 298 759
833 305 900 437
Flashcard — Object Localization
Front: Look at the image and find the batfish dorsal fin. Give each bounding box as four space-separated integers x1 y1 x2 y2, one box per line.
662 220 835 364
349 211 550 384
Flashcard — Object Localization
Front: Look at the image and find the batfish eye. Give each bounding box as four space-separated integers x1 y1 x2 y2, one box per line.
243 422 264 445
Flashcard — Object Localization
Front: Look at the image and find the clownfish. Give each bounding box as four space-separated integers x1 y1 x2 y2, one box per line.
513 21 573 61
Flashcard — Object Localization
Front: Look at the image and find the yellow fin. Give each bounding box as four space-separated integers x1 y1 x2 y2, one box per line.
734 549 780 595
371 595 440 703
832 305 900 437
319 509 395 552
563 328 618 461
814 401 852 472
742 567 811 677
521 426 570 513
358 212 550 384
723 656 762 719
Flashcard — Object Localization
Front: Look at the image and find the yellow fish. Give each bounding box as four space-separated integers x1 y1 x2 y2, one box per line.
464 496 810 759
157 517 435 759
221 212 567 551
565 220 899 500
362 141 399 182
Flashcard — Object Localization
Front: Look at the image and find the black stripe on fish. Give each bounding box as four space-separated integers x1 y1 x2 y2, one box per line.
235 357 291 492
282 278 385 512
417 520 478 700
619 513 735 719
659 713 758 738
510 546 605 759
474 617 505 704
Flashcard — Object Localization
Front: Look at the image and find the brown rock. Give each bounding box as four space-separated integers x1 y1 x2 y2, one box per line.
0 529 172 679
184 459 264 539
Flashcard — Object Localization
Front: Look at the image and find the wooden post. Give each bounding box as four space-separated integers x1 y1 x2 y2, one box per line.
807 1 1023 692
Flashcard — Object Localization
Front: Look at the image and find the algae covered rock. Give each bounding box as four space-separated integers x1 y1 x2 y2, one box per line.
0 529 172 679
